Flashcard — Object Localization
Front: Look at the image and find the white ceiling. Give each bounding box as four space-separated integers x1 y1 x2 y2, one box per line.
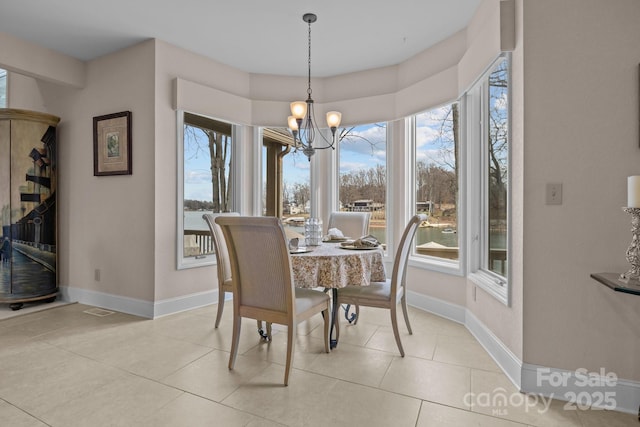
0 0 481 78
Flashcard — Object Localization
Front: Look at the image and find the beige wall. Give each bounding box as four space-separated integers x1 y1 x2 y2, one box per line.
32 41 157 302
519 0 640 380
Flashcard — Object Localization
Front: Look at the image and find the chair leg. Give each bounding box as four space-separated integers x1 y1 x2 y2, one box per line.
334 304 340 343
228 315 242 370
390 305 405 357
401 293 412 335
354 304 360 325
215 289 225 328
322 307 330 353
284 325 295 386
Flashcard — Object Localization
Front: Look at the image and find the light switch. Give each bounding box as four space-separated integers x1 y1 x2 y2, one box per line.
546 183 562 205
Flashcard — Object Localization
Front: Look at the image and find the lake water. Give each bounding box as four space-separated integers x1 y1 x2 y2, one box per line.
184 211 505 249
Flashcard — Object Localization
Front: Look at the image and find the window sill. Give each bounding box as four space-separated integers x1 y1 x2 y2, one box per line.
408 255 464 277
469 271 509 306
177 255 216 270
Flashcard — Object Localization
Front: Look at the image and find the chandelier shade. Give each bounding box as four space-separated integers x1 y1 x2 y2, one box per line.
287 13 342 160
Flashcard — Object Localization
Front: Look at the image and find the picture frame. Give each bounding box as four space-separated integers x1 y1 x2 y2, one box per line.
93 111 132 176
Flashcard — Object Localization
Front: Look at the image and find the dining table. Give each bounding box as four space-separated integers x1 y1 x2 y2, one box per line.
289 241 386 348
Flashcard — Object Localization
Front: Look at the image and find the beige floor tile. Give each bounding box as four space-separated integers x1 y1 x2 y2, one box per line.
470 369 583 427
139 392 278 427
380 356 471 409
0 349 129 417
66 329 213 380
0 399 49 427
240 333 328 370
433 334 501 371
305 341 395 387
317 317 379 346
575 407 639 427
407 308 471 338
417 400 529 426
162 349 272 401
1 303 635 427
366 324 437 359
223 365 422 427
40 374 182 427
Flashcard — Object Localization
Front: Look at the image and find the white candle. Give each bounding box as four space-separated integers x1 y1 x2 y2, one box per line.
628 176 640 207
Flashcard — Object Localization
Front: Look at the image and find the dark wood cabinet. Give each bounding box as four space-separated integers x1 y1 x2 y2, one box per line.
0 109 60 310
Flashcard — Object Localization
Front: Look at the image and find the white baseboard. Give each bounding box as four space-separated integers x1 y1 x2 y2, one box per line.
406 290 640 415
465 309 523 388
406 290 466 324
58 286 224 319
521 363 640 415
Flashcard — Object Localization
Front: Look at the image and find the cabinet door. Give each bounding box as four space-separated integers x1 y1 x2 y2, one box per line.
0 119 11 292
8 119 57 298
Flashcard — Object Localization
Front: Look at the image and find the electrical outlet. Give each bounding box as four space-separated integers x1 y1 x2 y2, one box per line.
94 268 101 282
546 183 562 205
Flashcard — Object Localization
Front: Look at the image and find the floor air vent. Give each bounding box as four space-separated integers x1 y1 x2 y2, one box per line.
83 308 115 317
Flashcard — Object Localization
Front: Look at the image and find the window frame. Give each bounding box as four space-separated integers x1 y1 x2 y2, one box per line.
467 53 512 305
0 69 7 108
176 110 239 270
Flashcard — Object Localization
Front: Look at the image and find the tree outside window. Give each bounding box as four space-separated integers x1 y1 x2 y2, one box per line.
182 113 233 259
414 103 459 261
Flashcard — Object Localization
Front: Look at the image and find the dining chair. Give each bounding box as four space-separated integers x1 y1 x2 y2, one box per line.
326 211 371 239
204 212 273 340
202 212 240 329
335 213 427 357
215 215 331 386
327 211 372 323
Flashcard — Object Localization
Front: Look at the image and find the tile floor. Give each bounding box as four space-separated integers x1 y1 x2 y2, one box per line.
0 302 637 427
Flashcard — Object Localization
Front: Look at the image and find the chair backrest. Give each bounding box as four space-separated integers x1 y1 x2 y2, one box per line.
390 214 427 295
215 216 295 323
327 211 371 239
203 212 240 288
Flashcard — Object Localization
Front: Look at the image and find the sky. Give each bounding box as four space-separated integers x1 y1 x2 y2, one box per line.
183 108 457 202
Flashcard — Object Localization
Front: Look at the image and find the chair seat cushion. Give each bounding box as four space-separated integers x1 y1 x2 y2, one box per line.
337 280 398 301
295 287 330 313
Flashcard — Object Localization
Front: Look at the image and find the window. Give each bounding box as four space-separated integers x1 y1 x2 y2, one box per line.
261 127 310 237
468 55 510 304
0 69 6 107
177 111 235 269
412 102 460 263
337 122 387 246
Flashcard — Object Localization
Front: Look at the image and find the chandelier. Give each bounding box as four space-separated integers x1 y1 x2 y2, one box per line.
287 13 342 161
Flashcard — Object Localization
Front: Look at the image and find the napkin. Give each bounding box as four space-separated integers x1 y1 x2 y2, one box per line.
342 235 379 248
326 228 346 240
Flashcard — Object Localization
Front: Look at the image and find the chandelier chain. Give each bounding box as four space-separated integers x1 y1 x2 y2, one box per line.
307 18 312 98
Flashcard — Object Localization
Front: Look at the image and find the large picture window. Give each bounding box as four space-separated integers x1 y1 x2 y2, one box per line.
337 122 387 246
413 102 460 263
468 54 510 304
177 111 235 268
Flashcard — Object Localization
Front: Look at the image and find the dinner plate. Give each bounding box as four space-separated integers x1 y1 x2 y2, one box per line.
290 248 313 254
339 245 379 250
324 237 350 243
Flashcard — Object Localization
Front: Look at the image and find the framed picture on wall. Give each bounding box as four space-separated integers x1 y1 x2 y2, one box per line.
93 111 132 176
